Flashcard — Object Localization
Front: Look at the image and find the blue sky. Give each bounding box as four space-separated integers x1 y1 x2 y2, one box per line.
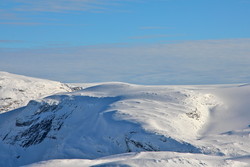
1 0 250 84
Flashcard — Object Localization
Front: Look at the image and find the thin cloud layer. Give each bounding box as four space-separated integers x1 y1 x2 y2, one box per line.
129 34 172 40
140 27 171 30
4 0 122 13
0 0 129 24
0 40 24 43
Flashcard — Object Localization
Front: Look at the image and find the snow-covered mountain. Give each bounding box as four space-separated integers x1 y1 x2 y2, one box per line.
0 71 71 113
0 72 249 167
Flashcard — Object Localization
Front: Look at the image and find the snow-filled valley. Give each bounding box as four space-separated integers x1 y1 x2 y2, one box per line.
0 71 249 167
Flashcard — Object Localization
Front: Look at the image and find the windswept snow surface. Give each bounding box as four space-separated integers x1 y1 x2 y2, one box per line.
0 71 71 113
25 152 248 167
0 72 249 166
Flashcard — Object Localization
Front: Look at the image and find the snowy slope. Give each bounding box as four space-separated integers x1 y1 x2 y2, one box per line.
0 72 249 167
196 84 250 158
25 152 248 167
0 71 71 113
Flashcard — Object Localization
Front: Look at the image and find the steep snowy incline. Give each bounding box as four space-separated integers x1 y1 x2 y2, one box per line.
79 83 221 142
0 71 71 113
26 83 250 167
0 82 221 166
191 84 250 158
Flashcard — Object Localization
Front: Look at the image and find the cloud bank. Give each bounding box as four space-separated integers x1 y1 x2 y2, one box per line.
1 38 250 85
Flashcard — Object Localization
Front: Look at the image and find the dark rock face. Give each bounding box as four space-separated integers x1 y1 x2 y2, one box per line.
70 86 83 91
123 132 201 154
20 117 54 147
2 100 72 148
16 118 39 127
125 136 158 152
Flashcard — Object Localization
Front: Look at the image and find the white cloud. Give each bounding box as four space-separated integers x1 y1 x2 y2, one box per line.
140 26 171 30
0 40 24 43
129 34 173 40
7 0 122 13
